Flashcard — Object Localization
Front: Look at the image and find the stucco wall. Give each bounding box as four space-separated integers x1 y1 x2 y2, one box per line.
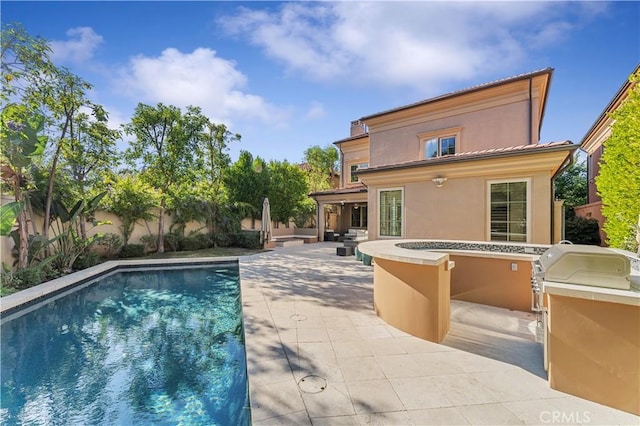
449 255 533 312
0 209 278 267
340 138 370 187
366 171 553 244
373 257 450 343
547 294 640 415
368 97 538 167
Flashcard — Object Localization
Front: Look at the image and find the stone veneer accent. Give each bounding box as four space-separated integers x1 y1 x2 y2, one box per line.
397 240 549 255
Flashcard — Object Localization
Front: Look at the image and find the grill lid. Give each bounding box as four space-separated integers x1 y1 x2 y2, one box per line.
538 244 630 290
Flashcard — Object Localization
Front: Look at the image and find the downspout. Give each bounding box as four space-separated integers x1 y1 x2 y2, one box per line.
550 152 575 243
338 145 345 188
528 77 533 145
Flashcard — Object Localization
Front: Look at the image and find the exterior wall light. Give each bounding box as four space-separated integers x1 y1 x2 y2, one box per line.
432 177 447 187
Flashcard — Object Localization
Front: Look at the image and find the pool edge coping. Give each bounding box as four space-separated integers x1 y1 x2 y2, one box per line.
0 257 240 315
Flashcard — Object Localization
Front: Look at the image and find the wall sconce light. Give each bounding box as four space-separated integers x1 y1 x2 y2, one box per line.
432 177 447 187
354 203 359 209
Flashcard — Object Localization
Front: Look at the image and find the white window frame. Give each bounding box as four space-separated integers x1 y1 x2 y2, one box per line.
378 187 404 239
349 162 369 183
486 178 531 243
418 127 462 159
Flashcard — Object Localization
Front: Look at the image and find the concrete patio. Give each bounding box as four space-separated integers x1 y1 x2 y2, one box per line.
239 242 639 425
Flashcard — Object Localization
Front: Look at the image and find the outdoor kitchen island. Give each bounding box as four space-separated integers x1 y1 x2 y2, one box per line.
357 239 548 343
359 239 640 417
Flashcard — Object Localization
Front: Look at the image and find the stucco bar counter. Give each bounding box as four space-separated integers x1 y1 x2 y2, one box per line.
357 239 548 343
543 275 640 416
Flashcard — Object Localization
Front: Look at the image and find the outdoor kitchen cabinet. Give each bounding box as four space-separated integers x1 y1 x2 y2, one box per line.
543 281 640 416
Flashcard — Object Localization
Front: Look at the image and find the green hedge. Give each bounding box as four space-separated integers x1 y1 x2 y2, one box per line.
119 244 145 258
230 231 262 249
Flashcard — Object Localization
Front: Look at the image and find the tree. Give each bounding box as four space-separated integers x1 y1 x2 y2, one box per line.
303 145 339 193
267 160 309 227
61 105 121 239
554 159 587 209
1 23 57 105
105 174 157 246
194 122 240 234
224 151 267 227
125 103 207 253
596 70 640 253
39 70 94 246
0 104 46 268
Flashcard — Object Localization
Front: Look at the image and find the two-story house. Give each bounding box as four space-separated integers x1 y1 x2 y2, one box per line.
311 68 578 244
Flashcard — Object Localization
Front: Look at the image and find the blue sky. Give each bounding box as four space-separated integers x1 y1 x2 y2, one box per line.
3 1 639 163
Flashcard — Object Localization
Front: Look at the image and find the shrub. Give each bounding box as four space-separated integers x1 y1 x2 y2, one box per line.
182 233 213 251
11 267 45 290
565 210 601 245
231 231 262 249
73 251 102 270
119 244 145 258
163 232 184 252
140 234 157 252
96 233 123 258
213 231 234 248
140 233 184 252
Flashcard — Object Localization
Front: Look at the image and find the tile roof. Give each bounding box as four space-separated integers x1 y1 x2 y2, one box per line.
309 184 367 197
357 141 577 174
360 68 554 121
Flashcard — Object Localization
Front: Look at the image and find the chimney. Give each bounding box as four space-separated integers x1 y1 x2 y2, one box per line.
350 120 366 137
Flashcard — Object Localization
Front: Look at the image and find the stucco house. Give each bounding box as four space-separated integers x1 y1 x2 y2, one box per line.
311 68 578 244
574 64 640 245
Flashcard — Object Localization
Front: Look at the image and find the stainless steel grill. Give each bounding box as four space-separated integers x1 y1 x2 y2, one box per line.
533 244 631 290
530 243 632 372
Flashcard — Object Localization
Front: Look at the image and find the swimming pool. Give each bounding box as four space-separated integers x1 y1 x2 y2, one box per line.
0 262 251 425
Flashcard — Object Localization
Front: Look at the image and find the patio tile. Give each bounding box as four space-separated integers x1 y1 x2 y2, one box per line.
337 356 386 382
247 357 294 387
470 369 563 401
310 414 361 425
349 312 384 327
458 403 524 425
376 354 426 378
285 343 345 383
394 336 454 354
327 324 363 342
409 351 466 376
254 410 311 426
346 379 405 414
323 315 353 330
296 327 330 343
331 340 373 359
430 374 501 406
250 379 306 422
389 376 453 410
299 381 356 418
408 407 470 425
357 410 414 425
356 325 394 340
366 338 409 356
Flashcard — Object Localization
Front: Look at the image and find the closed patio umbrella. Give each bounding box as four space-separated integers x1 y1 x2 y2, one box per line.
261 197 271 245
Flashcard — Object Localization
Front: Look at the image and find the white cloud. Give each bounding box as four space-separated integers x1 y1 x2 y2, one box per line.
50 27 103 64
305 101 326 120
220 2 608 92
114 47 287 126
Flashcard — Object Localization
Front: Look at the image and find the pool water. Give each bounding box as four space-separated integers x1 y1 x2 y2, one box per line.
0 264 251 425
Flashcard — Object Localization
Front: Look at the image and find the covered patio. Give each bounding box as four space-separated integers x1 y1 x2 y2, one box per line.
310 185 368 242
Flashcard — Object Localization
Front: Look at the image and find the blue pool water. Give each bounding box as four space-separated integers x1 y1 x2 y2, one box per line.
0 263 251 425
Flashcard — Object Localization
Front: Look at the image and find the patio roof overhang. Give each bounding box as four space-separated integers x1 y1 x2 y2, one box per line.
309 184 369 204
